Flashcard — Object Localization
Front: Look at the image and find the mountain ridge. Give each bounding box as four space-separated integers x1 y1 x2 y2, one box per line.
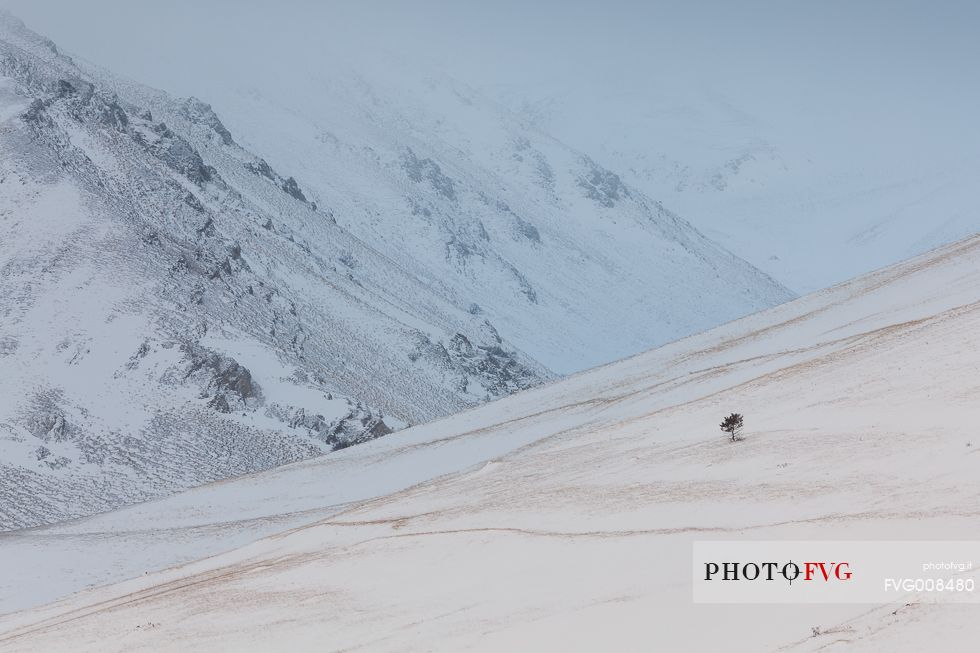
0 11 791 530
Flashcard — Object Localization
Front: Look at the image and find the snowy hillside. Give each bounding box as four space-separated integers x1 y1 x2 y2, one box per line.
0 12 794 531
92 58 795 375
0 14 546 530
504 84 980 295
1 230 977 651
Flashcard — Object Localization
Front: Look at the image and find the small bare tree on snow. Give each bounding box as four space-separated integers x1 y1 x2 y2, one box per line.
720 413 744 442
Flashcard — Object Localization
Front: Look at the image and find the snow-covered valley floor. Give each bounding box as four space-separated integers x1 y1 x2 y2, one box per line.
1 234 979 651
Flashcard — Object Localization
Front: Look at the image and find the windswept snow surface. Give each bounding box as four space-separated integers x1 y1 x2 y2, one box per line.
2 234 979 651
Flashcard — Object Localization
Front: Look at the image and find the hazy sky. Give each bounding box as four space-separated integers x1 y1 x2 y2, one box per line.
4 1 977 99
3 0 978 182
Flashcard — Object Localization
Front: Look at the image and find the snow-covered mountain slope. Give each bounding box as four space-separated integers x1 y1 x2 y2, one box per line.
0 13 552 530
85 51 794 375
506 85 980 295
0 12 792 530
2 232 977 651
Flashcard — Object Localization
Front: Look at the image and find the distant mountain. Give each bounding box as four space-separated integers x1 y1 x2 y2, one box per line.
98 53 794 374
498 85 980 294
0 12 791 530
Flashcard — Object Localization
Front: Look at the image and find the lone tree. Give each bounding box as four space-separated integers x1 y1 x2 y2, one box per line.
720 413 744 442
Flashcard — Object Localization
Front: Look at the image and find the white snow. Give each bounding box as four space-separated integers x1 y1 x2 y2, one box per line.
508 84 980 296
0 11 793 529
2 6 979 650
2 233 978 651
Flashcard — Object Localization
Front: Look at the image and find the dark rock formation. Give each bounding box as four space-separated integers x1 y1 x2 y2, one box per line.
180 97 234 146
182 345 261 411
578 158 629 208
401 147 457 201
281 176 307 202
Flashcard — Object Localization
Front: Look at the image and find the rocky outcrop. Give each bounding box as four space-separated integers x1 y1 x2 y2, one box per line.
410 324 539 399
245 157 276 180
28 411 70 442
578 157 629 208
182 344 261 412
401 147 457 201
281 176 307 202
279 404 392 451
148 122 214 185
244 157 309 204
179 97 234 146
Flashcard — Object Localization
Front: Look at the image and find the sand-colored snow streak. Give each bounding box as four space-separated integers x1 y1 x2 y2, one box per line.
2 233 980 651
